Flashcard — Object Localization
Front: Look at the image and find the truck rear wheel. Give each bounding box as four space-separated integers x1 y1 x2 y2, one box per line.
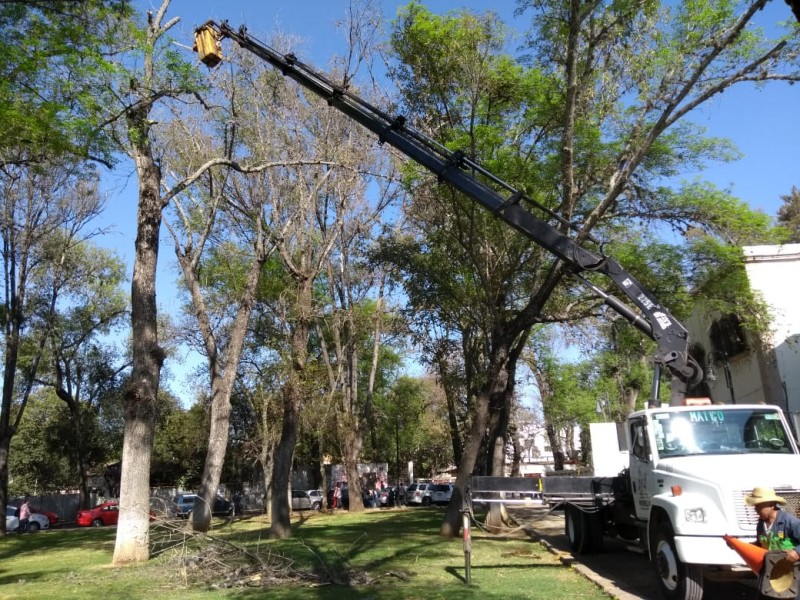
652 525 703 600
565 504 603 554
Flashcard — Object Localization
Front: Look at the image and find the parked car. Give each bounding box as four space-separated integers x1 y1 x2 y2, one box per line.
6 505 50 532
291 489 323 511
5 506 19 532
430 483 454 506
405 482 433 506
172 493 233 519
76 501 120 527
35 509 59 525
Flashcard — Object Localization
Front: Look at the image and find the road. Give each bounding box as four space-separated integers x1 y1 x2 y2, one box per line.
505 505 761 600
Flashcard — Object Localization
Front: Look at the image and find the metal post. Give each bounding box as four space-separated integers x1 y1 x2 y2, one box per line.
462 509 472 584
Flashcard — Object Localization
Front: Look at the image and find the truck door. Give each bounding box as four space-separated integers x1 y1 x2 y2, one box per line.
628 417 655 519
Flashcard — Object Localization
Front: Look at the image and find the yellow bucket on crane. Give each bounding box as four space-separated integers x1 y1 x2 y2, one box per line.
194 23 222 67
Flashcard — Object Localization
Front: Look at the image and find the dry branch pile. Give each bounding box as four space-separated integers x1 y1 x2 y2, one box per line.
147 516 406 590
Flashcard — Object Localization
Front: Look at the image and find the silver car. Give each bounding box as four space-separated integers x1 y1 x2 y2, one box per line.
291 489 323 511
406 482 433 506
430 483 454 506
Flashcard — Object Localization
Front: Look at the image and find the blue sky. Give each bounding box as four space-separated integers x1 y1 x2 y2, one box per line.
104 0 799 397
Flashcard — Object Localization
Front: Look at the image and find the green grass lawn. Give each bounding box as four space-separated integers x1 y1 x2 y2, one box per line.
0 508 610 599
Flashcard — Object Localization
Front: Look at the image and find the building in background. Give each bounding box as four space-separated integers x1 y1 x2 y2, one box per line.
686 244 800 429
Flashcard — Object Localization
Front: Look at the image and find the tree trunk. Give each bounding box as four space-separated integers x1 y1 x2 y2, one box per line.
579 427 591 466
0 435 10 537
484 353 520 531
73 407 90 510
270 277 312 538
192 376 232 531
0 329 19 537
342 422 364 512
112 128 163 564
433 345 464 468
509 424 522 477
260 435 273 516
114 395 157 563
440 387 491 537
173 188 268 532
270 388 298 538
546 423 565 472
441 343 511 536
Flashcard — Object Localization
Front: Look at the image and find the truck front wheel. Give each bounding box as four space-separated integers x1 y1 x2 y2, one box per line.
652 525 703 600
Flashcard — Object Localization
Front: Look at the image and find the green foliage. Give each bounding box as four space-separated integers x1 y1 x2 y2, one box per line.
776 186 800 243
152 401 209 488
366 376 453 479
533 340 597 428
8 393 73 495
9 390 111 495
0 1 133 164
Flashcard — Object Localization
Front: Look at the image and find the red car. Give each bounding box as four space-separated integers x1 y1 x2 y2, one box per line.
35 509 59 525
76 501 119 527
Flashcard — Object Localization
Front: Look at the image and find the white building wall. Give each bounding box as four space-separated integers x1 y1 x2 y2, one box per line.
686 244 800 413
743 244 800 413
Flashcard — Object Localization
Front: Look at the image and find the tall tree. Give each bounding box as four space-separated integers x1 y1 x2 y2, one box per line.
164 166 275 532
9 391 78 495
163 13 394 533
0 160 107 535
39 242 128 509
101 0 211 562
385 1 799 537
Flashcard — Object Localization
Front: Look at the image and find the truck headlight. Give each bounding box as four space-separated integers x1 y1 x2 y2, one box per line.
684 507 706 523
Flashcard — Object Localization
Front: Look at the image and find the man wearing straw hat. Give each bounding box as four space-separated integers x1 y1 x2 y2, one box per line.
746 487 800 561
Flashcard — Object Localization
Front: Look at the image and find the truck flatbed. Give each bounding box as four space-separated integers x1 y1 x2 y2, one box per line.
542 475 625 507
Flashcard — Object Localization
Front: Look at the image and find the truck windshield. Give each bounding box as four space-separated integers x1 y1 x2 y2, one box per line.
651 408 794 458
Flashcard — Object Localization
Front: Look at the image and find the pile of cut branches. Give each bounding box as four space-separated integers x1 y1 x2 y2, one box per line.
148 518 405 590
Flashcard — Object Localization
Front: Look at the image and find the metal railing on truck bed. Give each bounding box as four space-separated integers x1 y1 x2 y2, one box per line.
467 476 542 506
540 476 620 508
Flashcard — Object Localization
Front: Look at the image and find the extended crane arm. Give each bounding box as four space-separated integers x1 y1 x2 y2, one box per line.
193 21 702 400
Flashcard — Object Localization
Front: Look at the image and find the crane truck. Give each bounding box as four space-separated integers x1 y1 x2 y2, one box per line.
193 21 800 600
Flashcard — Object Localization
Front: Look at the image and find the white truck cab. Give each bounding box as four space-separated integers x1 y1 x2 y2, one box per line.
544 400 800 600
628 401 800 599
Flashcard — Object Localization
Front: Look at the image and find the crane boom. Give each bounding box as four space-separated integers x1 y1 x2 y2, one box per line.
193 21 702 402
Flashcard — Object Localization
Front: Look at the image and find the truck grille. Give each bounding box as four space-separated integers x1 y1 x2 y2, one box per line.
734 488 800 529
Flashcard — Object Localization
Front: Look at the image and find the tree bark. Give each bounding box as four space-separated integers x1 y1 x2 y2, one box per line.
440 342 510 536
484 341 526 531
269 276 312 538
270 388 298 538
192 375 233 531
546 423 565 472
0 329 20 537
342 420 364 512
440 386 491 537
112 109 163 563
